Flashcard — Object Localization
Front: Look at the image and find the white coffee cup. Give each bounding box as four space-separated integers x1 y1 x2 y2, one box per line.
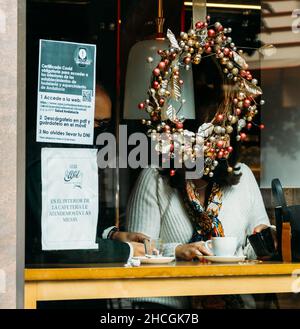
205 237 237 256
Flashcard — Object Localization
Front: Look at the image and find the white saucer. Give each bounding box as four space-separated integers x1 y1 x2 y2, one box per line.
202 255 246 263
133 256 175 264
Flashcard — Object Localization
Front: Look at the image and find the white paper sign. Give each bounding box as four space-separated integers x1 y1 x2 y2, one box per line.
36 40 96 145
41 148 99 250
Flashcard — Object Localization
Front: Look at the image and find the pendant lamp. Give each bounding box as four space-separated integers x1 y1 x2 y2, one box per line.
123 0 195 120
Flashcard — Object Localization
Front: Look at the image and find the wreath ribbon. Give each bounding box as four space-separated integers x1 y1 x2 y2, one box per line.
193 0 207 27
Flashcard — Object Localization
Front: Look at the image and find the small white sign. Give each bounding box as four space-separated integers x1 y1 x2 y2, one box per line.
41 148 99 250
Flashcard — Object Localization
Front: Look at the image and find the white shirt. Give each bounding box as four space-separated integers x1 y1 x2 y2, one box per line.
126 163 270 308
127 163 270 259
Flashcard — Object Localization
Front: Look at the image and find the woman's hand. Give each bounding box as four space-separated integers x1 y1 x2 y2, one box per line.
175 242 213 261
253 224 269 234
111 231 150 243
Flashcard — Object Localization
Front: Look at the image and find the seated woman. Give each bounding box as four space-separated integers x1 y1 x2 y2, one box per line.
126 57 273 309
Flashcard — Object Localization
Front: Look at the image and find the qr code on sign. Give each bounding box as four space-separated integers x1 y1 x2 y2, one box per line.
82 89 92 102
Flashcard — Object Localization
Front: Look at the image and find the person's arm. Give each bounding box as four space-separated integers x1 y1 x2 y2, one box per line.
241 164 271 259
126 168 180 257
37 240 131 264
102 226 149 243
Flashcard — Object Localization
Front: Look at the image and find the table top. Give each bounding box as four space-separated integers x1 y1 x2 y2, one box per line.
25 261 300 281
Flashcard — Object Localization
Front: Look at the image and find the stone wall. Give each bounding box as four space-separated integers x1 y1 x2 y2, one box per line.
0 0 25 309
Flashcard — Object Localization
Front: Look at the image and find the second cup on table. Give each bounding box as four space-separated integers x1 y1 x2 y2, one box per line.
144 238 164 257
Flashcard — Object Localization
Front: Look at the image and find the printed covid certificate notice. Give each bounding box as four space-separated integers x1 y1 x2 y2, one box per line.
36 40 96 145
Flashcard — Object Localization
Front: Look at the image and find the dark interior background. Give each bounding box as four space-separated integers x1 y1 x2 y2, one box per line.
26 0 262 262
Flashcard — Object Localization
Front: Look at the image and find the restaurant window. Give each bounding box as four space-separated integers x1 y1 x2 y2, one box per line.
24 0 300 310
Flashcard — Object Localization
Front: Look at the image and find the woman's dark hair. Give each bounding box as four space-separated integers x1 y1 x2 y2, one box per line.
160 55 242 189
